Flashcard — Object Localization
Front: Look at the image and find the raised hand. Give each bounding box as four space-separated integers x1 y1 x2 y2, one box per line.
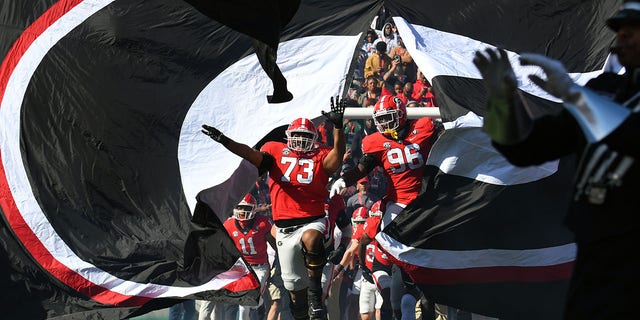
519 53 576 100
473 48 524 146
322 96 346 129
473 48 517 101
201 124 230 145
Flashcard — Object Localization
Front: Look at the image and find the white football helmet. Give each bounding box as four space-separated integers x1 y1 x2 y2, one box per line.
286 117 317 152
233 194 257 221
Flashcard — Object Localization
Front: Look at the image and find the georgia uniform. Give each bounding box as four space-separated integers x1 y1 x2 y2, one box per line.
361 116 435 205
260 141 332 222
224 215 272 265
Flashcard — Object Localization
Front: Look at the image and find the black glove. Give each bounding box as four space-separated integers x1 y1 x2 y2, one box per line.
201 124 230 145
327 244 346 265
322 96 346 129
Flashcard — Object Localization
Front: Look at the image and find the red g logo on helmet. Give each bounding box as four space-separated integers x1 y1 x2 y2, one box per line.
286 117 318 152
351 206 370 224
373 95 407 133
369 200 384 217
233 194 257 220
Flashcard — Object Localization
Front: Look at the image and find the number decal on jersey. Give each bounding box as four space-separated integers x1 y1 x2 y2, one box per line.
280 157 314 184
239 237 258 255
386 144 424 173
366 243 375 263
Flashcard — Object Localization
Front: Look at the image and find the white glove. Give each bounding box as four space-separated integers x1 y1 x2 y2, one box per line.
329 178 346 198
519 53 577 100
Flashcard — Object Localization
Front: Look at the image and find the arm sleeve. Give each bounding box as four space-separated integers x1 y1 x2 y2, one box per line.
257 152 275 176
493 109 584 166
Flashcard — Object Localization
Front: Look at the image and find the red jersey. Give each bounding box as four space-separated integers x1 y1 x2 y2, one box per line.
361 118 435 204
224 215 272 265
325 194 346 246
363 215 389 266
261 141 332 221
352 222 366 240
352 222 375 270
327 195 346 230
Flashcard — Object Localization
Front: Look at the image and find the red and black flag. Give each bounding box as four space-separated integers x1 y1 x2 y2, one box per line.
0 0 378 319
376 0 620 319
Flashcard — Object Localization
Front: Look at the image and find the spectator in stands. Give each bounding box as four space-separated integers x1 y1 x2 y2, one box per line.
364 42 392 80
382 55 406 86
363 98 379 136
389 36 417 83
358 77 381 108
362 29 378 57
345 176 378 218
393 81 414 104
424 86 438 108
412 68 438 107
379 22 399 50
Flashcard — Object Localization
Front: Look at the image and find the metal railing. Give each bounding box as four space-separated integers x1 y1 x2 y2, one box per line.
343 107 440 120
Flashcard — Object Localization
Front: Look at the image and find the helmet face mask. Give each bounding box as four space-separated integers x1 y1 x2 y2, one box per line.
286 118 317 152
373 109 400 132
233 194 256 221
373 95 407 133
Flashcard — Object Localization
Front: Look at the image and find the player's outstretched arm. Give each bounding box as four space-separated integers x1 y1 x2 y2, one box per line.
201 124 263 168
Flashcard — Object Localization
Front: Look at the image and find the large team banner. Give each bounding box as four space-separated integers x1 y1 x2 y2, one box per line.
0 0 378 318
0 0 619 319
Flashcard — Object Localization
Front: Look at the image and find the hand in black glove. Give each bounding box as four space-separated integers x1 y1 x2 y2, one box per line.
322 96 346 129
201 124 230 145
327 244 346 265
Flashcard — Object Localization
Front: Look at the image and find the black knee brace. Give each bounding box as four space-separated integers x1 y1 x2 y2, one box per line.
290 299 310 320
302 247 326 271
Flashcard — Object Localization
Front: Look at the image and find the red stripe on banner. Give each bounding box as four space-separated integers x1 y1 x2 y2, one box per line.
0 0 83 103
0 0 153 307
0 154 152 306
398 260 574 285
222 272 260 292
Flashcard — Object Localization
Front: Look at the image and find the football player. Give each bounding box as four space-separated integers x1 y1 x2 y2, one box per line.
198 194 275 320
334 201 383 320
202 97 346 320
330 95 439 318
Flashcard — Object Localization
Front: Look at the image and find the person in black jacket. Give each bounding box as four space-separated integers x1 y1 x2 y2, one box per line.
473 2 640 319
